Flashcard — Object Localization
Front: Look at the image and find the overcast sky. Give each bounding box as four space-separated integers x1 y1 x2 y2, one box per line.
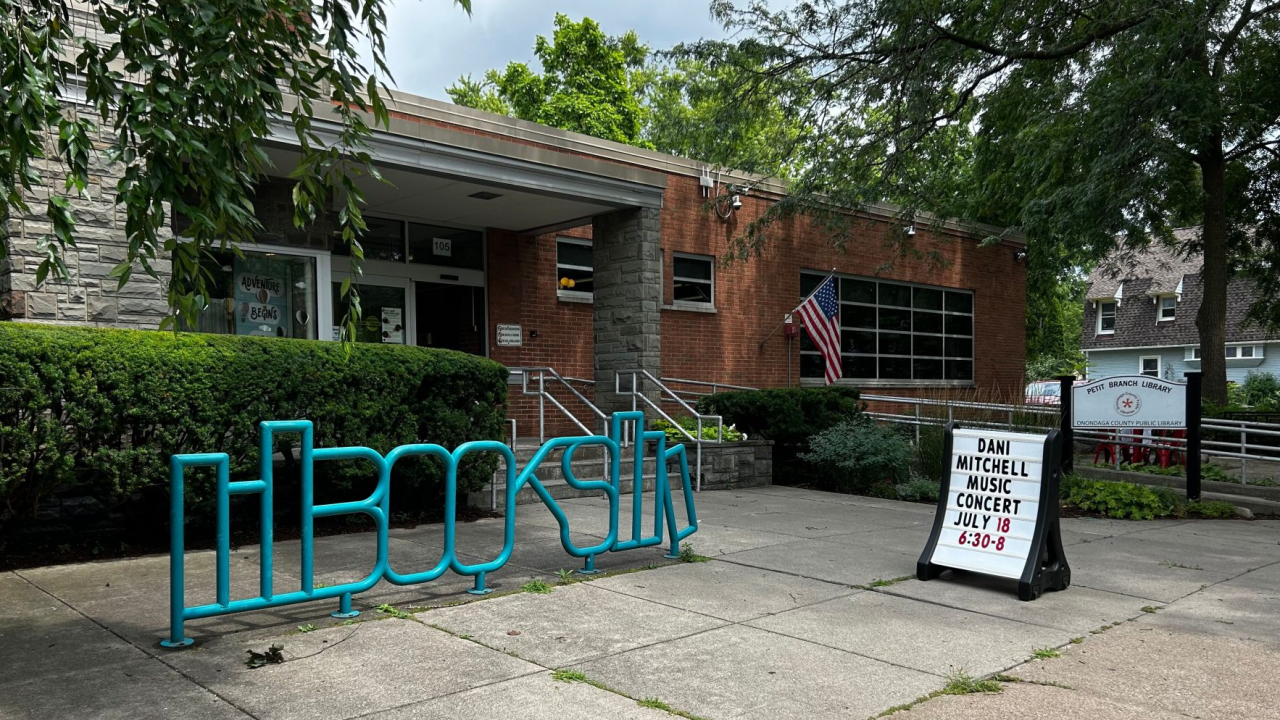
374 0 732 101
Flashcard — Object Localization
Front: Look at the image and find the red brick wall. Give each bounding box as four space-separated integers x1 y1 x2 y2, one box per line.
486 226 598 439
485 173 1028 437
443 109 1029 435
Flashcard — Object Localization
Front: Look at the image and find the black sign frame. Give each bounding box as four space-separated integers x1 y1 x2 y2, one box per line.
917 421 1071 601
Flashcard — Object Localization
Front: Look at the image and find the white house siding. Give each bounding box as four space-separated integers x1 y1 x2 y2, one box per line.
1086 343 1280 383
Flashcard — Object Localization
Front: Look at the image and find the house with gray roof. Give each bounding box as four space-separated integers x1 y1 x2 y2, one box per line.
1081 228 1277 383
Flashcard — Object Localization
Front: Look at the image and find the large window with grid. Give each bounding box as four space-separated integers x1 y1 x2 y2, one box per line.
799 272 975 383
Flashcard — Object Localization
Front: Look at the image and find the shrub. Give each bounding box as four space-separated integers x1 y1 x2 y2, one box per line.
1184 500 1238 519
799 418 913 494
0 324 508 533
895 474 942 503
698 387 862 484
914 424 948 481
651 417 744 444
1060 476 1181 520
1241 372 1280 411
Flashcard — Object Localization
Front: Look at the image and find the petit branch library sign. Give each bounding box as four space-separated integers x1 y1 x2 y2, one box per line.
1071 376 1187 429
1059 372 1203 499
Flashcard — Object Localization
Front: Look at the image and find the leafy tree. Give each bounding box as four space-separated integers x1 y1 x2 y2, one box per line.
640 54 811 178
446 14 650 145
1 0 471 339
694 0 1280 404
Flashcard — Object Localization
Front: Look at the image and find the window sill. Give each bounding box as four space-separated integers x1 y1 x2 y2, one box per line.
557 291 593 304
1096 331 1115 336
663 302 717 314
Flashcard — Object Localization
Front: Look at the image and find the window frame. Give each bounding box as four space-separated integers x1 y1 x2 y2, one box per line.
1185 344 1265 361
174 239 332 342
1158 295 1176 321
1139 355 1161 378
798 270 975 387
555 236 594 301
1097 301 1117 335
671 252 715 308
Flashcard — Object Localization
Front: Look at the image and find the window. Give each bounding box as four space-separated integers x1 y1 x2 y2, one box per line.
799 272 974 383
556 238 593 297
181 250 319 339
1098 301 1117 334
672 253 714 306
1187 345 1265 360
331 215 405 262
1140 356 1160 378
1159 296 1176 321
331 283 407 345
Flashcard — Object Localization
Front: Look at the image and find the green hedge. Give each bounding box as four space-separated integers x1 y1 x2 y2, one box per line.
0 324 508 532
697 387 863 484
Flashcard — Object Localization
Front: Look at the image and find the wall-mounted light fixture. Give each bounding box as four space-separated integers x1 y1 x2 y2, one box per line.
1014 250 1027 264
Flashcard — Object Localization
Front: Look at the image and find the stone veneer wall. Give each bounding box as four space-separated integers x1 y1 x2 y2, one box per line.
0 103 331 327
674 440 773 491
591 207 663 415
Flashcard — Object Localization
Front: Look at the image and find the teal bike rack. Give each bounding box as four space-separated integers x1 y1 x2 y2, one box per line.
162 411 697 647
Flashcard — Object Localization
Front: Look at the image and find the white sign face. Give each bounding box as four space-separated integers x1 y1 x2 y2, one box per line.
432 237 452 257
496 324 523 347
929 428 1047 580
380 307 404 344
1072 375 1186 428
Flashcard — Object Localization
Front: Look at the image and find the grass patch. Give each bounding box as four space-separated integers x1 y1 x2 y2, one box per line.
556 568 576 585
1141 605 1164 614
1031 647 1061 660
1069 636 1084 644
552 669 588 683
678 543 709 563
296 623 317 634
879 669 1005 717
1160 560 1204 571
375 603 416 621
638 698 674 711
521 578 555 594
940 669 1003 695
867 575 914 588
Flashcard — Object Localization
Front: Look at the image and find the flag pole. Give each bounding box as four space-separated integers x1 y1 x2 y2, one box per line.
757 268 837 350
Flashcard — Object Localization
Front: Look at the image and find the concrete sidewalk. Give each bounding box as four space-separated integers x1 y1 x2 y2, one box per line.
2 486 1279 719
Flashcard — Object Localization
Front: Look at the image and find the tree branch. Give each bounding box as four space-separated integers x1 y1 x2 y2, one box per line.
927 11 1153 62
1214 0 1280 80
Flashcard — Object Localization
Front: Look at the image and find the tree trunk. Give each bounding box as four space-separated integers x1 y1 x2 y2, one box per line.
1197 146 1230 406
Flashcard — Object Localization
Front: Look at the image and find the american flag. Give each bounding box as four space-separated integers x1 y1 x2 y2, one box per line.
798 275 843 385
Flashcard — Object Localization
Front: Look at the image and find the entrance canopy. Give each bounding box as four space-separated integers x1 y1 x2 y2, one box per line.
264 117 666 235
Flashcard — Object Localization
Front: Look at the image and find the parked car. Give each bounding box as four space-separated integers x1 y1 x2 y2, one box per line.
1025 381 1062 406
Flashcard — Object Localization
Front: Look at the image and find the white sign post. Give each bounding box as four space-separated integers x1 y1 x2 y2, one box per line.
918 423 1069 601
1072 375 1187 429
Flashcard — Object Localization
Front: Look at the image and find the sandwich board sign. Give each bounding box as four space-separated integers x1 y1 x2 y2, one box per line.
1071 375 1187 429
917 423 1070 601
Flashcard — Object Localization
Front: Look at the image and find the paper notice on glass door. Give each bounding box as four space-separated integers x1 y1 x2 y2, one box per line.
381 307 404 344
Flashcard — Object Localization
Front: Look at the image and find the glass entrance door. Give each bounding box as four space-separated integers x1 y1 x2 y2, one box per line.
415 282 485 355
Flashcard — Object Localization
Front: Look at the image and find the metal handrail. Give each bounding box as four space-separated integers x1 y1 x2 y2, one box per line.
509 367 608 444
616 370 727 493
659 377 758 399
861 393 1060 416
